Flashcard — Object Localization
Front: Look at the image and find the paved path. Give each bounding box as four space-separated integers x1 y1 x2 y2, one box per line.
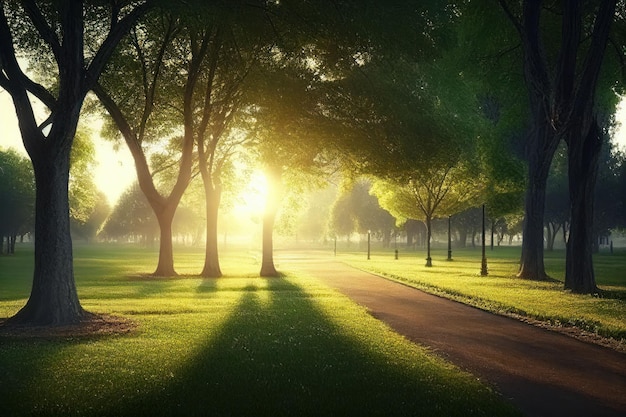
280 252 626 417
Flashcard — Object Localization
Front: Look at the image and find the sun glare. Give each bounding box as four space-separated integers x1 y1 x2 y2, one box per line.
236 170 268 216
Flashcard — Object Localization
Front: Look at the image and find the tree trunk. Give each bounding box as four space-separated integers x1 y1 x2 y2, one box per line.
201 184 222 277
565 120 601 294
260 208 278 276
152 207 177 277
504 0 559 281
8 152 86 325
546 222 561 251
518 119 558 280
260 167 282 277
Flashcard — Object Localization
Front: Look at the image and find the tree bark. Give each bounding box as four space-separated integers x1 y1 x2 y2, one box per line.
201 183 222 277
564 120 601 293
561 0 615 293
515 0 560 281
153 207 177 277
517 145 553 281
260 166 282 277
8 150 86 325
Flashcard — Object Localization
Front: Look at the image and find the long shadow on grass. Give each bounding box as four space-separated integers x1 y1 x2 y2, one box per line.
108 278 518 417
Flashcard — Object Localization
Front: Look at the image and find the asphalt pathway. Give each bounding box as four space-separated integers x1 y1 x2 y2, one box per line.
280 251 626 417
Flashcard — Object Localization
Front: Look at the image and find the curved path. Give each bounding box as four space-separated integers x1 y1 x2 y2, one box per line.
280 251 626 417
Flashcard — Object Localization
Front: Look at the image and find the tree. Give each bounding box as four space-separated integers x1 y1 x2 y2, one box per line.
244 49 340 276
0 1 152 325
592 127 623 252
0 148 34 253
94 11 196 276
348 180 396 247
372 161 482 267
329 191 356 241
101 182 158 244
327 179 396 249
294 185 338 242
498 0 621 293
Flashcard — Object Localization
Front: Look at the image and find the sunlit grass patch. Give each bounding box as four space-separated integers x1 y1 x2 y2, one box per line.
0 244 520 416
341 246 626 342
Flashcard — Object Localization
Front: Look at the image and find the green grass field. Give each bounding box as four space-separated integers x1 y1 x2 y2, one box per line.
339 244 626 342
0 243 520 417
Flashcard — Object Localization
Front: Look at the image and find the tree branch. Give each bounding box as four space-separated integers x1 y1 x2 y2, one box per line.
86 0 154 89
21 0 62 62
497 0 523 34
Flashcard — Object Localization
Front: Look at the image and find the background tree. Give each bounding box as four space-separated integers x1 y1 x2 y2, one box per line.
348 180 396 247
72 191 110 243
0 1 152 325
0 148 34 253
329 191 357 242
101 182 158 245
372 161 482 267
327 179 396 248
293 185 337 242
94 12 194 276
592 126 623 252
545 145 570 251
68 128 110 243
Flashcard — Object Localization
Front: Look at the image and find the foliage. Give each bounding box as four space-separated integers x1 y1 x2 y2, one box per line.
294 185 338 241
0 148 35 247
68 128 102 224
329 179 395 240
371 161 483 225
101 183 158 243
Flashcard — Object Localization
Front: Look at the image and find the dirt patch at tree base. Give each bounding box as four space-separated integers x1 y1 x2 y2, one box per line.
0 314 137 340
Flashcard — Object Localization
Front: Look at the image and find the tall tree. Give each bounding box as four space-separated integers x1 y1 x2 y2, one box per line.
94 12 195 276
498 0 621 292
190 2 274 278
244 52 338 276
0 1 152 325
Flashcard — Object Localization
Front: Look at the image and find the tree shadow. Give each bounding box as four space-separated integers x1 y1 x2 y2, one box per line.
598 288 626 301
105 277 518 417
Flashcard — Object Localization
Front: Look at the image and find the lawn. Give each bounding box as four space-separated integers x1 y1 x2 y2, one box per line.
338 243 626 343
0 243 520 417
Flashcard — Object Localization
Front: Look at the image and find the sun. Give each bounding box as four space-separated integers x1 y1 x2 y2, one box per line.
237 170 268 216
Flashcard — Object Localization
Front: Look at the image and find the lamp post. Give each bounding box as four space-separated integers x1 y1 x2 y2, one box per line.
447 215 452 261
367 230 371 260
481 204 488 276
394 230 398 260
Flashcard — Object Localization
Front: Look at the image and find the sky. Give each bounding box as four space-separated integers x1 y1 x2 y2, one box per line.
2 92 626 206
